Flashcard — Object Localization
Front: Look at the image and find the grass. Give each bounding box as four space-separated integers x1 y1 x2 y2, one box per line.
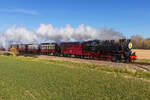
43 59 150 80
136 59 150 63
0 55 150 100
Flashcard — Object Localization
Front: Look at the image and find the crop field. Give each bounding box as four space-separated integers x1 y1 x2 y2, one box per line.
0 55 150 100
132 49 150 64
133 49 150 60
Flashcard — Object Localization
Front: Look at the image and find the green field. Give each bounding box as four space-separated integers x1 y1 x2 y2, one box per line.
0 55 150 100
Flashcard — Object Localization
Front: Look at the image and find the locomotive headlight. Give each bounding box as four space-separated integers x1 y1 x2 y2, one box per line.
128 42 133 49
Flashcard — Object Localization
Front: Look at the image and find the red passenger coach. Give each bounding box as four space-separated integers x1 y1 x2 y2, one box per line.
18 44 27 53
26 44 39 53
0 48 6 51
60 42 83 57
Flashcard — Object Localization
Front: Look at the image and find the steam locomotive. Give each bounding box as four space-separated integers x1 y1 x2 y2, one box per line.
9 39 136 63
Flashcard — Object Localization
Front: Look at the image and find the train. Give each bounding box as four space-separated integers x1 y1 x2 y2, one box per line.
9 39 136 63
0 48 6 51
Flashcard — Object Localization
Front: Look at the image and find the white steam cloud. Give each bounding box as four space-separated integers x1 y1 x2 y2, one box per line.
0 24 124 49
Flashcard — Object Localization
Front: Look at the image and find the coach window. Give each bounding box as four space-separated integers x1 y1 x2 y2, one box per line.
45 45 47 49
70 45 72 50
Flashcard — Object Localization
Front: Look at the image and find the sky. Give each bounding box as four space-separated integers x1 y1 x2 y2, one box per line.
0 0 150 38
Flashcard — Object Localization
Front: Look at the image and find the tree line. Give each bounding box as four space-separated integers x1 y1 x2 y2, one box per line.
131 35 150 49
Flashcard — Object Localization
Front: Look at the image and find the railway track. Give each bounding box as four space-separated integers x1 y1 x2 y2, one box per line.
131 62 150 71
133 62 150 66
35 55 150 71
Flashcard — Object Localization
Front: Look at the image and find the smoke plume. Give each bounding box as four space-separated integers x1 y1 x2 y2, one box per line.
0 24 124 49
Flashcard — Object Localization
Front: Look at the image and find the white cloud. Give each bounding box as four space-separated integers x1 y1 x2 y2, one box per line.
0 25 38 48
0 24 124 48
0 8 39 15
35 24 124 42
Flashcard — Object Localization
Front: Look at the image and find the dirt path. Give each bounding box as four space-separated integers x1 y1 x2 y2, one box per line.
37 55 150 71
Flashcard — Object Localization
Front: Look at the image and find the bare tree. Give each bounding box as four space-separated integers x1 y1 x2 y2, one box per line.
131 35 144 49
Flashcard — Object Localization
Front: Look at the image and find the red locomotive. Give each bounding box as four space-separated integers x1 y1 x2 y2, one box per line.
60 39 136 62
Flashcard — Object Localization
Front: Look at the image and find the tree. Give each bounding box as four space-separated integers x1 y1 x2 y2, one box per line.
143 39 150 49
131 35 144 49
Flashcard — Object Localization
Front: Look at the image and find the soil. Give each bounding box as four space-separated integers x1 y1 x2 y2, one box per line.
132 49 150 59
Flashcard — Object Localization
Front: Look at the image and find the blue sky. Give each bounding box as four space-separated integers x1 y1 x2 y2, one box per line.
0 0 150 38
